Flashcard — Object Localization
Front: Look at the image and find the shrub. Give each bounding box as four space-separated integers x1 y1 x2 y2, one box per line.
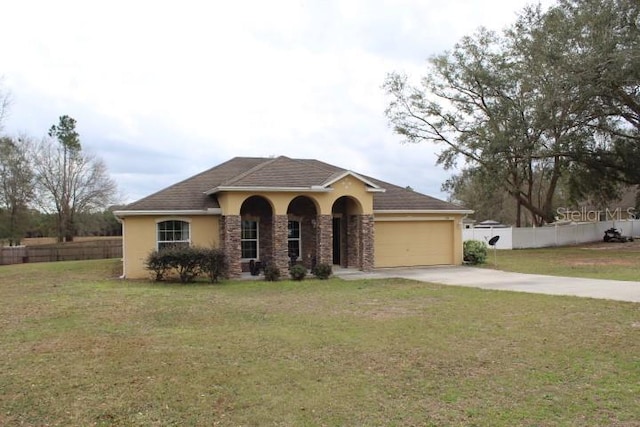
145 245 228 283
163 245 204 283
312 263 332 280
464 240 488 265
289 264 307 281
201 248 228 283
264 264 280 282
145 250 169 281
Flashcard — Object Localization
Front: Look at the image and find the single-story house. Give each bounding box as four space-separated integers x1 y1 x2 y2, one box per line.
114 156 472 278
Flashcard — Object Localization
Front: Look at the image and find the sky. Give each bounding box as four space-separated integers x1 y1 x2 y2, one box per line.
0 0 555 204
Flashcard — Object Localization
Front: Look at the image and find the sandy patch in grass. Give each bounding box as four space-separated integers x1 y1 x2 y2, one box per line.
580 240 640 251
568 259 637 267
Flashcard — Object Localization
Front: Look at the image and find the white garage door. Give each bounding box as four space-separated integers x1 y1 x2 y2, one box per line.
374 220 454 268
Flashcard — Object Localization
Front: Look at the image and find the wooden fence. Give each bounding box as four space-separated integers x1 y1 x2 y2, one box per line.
0 238 122 265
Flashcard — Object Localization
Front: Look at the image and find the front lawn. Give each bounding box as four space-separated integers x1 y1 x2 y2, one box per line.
1 259 639 426
484 241 640 281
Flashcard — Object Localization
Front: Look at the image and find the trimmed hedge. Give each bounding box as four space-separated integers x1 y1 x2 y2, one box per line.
264 264 281 282
463 240 488 265
312 263 332 280
145 246 228 283
289 264 307 281
201 248 229 283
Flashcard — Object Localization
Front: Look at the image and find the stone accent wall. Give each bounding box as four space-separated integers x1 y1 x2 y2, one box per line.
272 215 290 272
343 214 374 270
339 216 348 267
315 214 333 266
360 214 374 271
347 215 360 268
300 217 316 269
259 216 273 265
221 211 372 275
220 215 242 277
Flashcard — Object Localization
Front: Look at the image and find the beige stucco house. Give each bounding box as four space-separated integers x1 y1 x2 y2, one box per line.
114 156 472 279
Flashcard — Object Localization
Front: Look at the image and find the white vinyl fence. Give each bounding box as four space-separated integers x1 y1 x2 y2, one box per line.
463 220 640 249
463 227 513 249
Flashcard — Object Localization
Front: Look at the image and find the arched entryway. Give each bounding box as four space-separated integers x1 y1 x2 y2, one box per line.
286 196 319 269
221 192 373 276
331 196 365 268
239 195 274 272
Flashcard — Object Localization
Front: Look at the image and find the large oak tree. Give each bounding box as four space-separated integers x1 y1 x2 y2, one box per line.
384 26 585 225
545 0 640 194
385 0 640 225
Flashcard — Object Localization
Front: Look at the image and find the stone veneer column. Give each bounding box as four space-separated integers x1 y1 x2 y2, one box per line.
347 215 360 268
315 214 333 266
220 215 242 278
360 214 375 271
301 218 316 269
272 215 290 273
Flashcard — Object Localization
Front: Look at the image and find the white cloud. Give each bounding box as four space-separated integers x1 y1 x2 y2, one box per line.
1 0 557 202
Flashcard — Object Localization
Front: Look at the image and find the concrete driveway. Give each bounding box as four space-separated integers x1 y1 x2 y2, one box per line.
334 266 640 303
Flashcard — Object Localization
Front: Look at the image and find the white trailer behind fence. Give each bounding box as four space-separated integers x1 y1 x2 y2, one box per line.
463 220 640 249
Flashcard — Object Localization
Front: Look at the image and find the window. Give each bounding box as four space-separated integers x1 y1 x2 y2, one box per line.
157 220 190 250
288 220 301 260
241 220 258 259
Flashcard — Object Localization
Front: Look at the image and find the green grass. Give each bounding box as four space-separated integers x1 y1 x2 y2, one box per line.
1 259 639 426
484 243 640 281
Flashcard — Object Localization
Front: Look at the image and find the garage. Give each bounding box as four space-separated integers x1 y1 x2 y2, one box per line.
374 219 455 268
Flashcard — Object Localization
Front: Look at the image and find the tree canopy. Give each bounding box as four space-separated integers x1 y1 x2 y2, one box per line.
35 116 118 242
0 80 120 244
48 114 81 153
384 0 640 225
0 136 34 244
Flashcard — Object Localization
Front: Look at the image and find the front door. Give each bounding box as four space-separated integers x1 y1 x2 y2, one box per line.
332 217 341 265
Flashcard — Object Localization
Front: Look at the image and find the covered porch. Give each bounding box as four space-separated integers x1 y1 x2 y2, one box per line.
219 193 374 277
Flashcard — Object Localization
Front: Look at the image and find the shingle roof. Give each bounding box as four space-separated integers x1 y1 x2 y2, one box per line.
120 156 468 212
122 157 265 211
219 156 339 188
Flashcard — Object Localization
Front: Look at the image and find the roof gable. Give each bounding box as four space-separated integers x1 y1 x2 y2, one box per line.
320 170 384 192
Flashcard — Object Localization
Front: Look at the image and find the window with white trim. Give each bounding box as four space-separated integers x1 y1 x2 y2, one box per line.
241 219 258 259
157 220 190 250
288 220 301 260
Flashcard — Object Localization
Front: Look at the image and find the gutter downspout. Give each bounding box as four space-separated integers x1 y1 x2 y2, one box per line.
113 212 126 279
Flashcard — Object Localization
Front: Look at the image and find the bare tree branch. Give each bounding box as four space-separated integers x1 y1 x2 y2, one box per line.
34 116 118 242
